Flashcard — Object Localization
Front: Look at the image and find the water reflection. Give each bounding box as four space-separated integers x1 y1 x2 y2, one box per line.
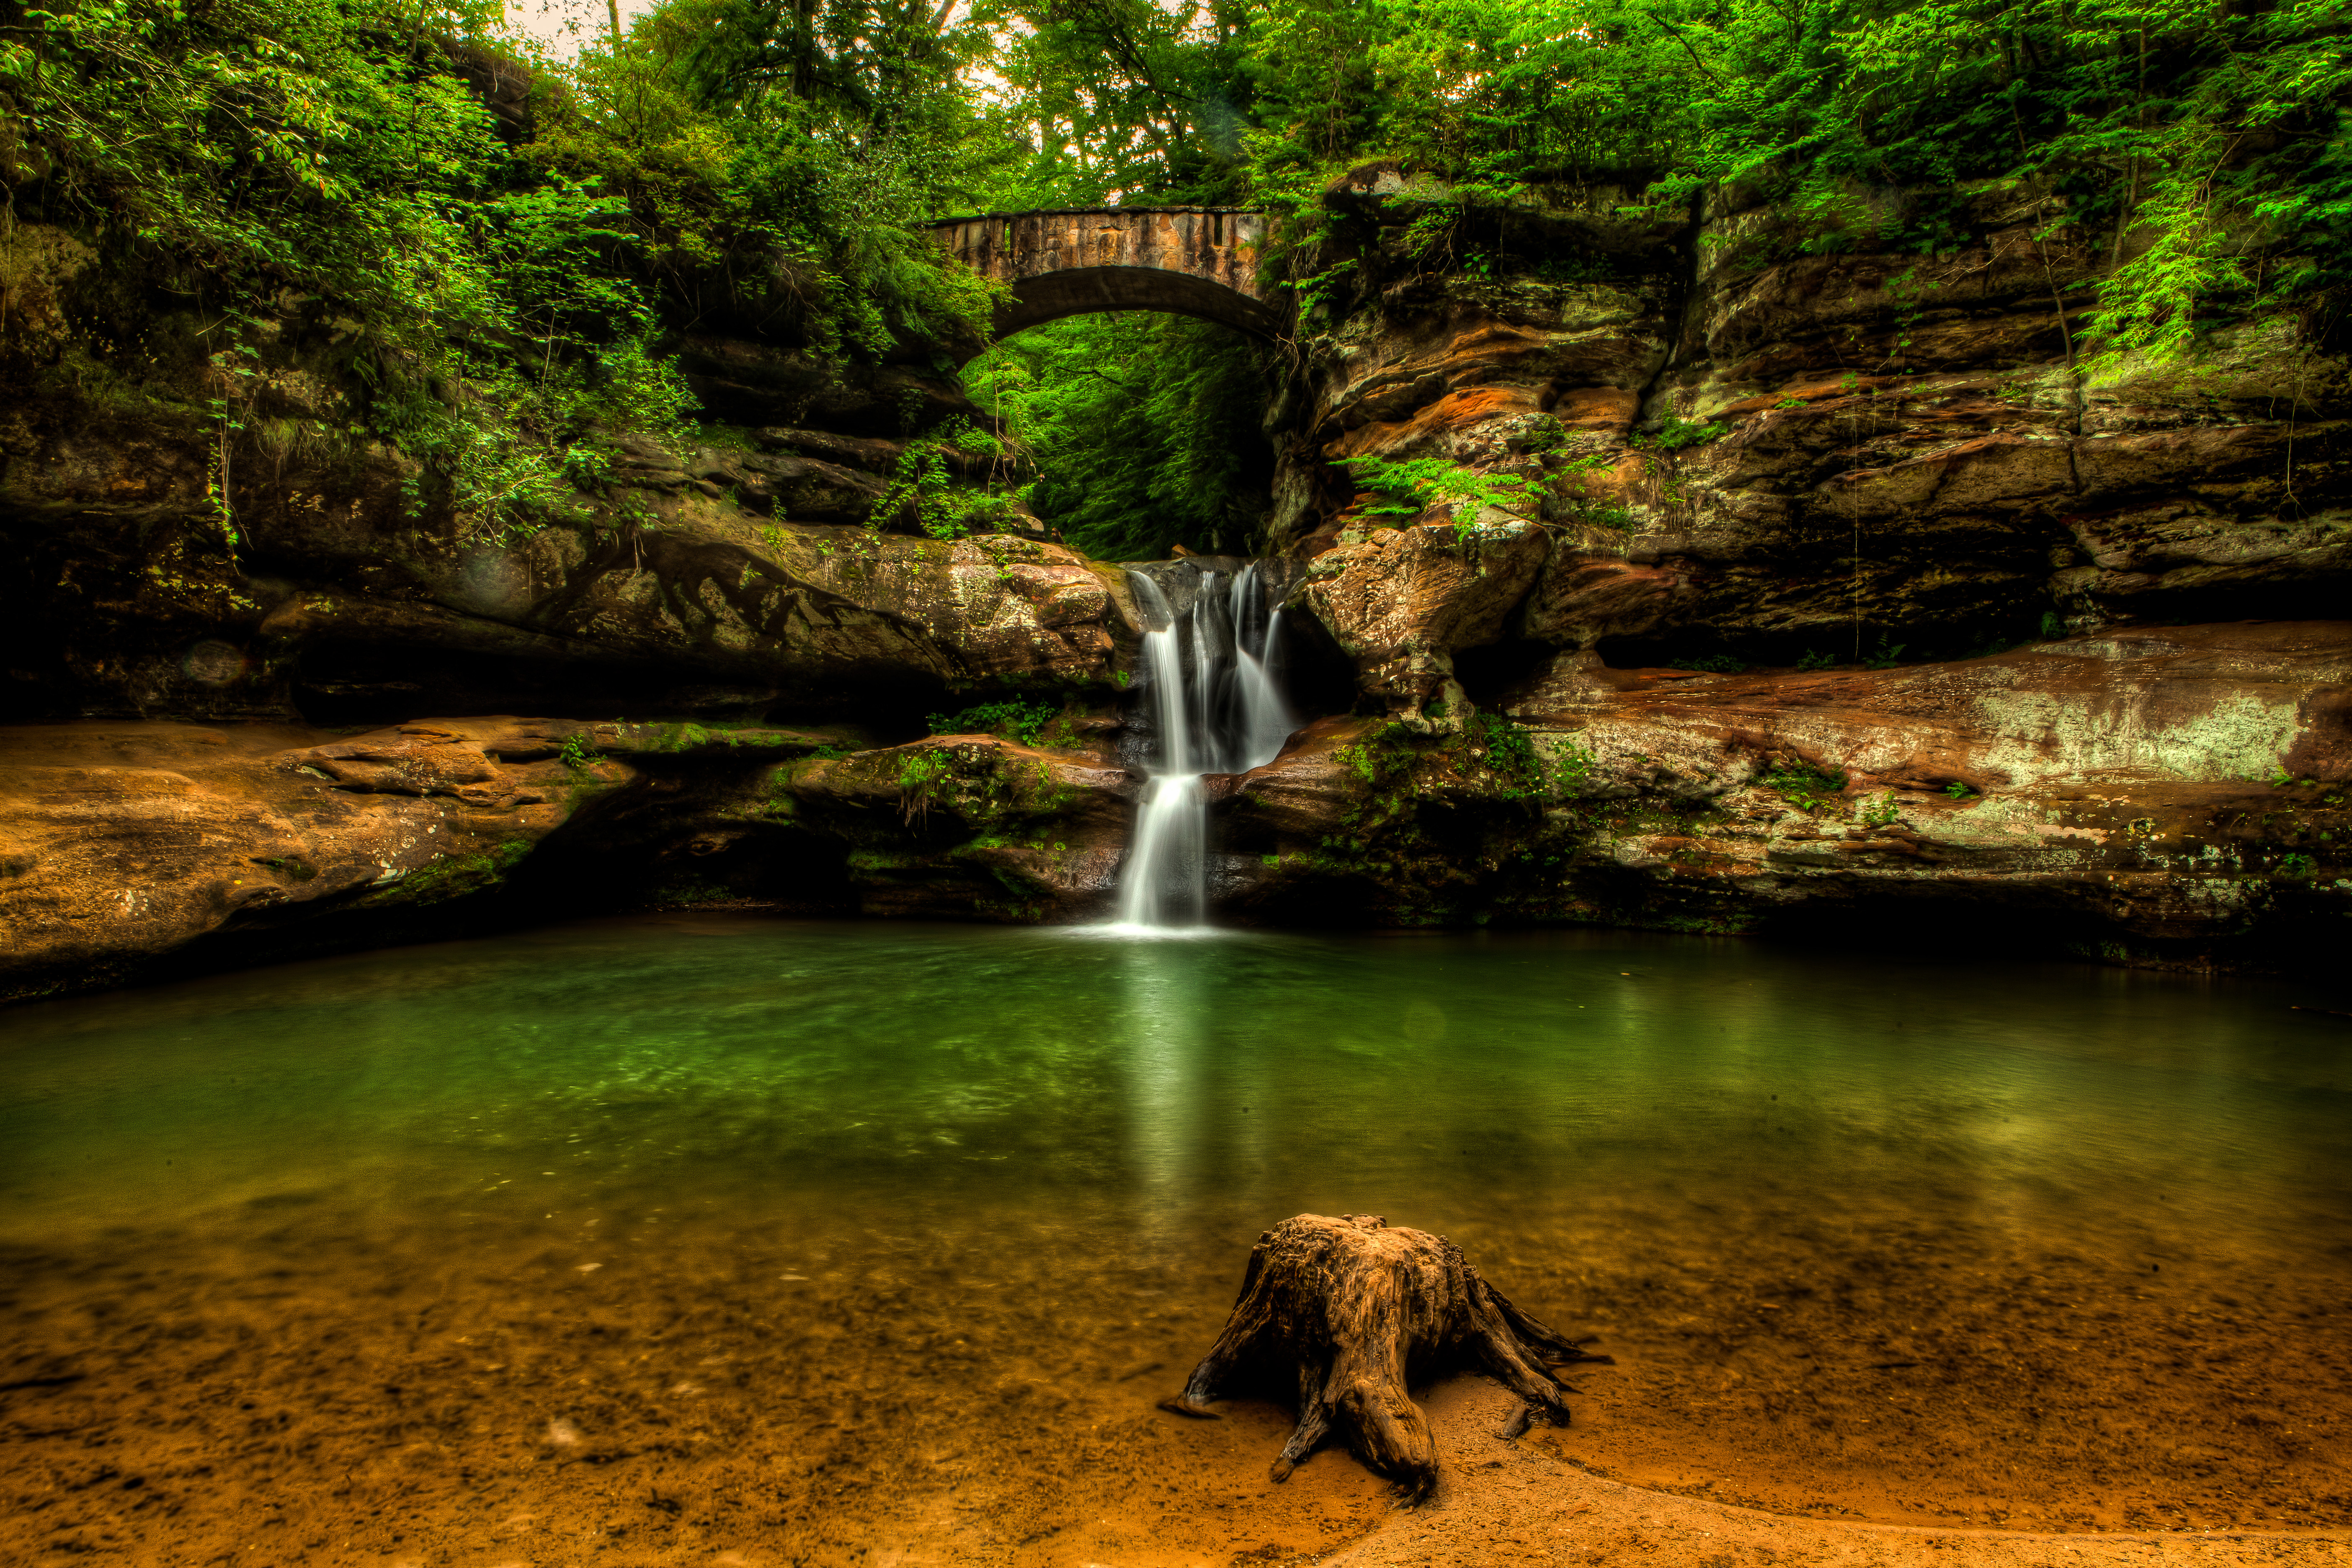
1111 934 1215 1255
2 917 2346 1258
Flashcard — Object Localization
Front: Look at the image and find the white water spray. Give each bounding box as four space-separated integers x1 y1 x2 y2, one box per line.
1112 563 1297 929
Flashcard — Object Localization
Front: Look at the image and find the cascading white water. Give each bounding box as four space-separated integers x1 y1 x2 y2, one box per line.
1112 563 1297 930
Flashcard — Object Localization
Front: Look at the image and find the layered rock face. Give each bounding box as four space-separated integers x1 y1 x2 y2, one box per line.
0 714 1141 1003
1274 168 2352 711
1217 621 2350 967
14 618 2335 1002
0 223 1124 730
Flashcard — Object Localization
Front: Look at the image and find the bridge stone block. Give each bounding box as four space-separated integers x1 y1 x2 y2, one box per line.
926 208 1279 353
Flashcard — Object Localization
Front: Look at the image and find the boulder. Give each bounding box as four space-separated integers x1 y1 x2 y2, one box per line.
1300 521 1550 713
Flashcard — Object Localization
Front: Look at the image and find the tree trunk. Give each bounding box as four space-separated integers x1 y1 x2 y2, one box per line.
1159 1213 1611 1502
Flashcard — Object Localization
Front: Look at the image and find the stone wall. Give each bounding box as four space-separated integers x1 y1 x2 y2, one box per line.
926 207 1280 343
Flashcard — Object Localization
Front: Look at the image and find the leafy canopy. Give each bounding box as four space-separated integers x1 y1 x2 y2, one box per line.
4 0 2345 556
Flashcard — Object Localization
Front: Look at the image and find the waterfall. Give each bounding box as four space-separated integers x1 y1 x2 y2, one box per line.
1112 563 1297 930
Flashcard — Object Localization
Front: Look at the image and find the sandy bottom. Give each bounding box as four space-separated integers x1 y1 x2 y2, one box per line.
1338 1381 2352 1568
6 1185 2350 1567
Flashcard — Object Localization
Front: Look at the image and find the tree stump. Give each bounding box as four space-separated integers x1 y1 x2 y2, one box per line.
1159 1213 1610 1501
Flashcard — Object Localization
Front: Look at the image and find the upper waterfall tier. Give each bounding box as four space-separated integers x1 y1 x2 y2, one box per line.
1124 559 1298 779
1113 559 1299 928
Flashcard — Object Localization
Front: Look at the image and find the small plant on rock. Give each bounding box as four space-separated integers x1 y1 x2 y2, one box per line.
1761 762 1849 811
1460 710 1590 802
1642 415 1732 451
928 699 1062 745
869 419 1032 541
897 748 953 823
1338 455 1534 539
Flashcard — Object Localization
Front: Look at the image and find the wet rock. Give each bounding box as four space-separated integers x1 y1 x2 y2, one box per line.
1209 622 2352 970
1300 521 1550 713
0 714 1134 1001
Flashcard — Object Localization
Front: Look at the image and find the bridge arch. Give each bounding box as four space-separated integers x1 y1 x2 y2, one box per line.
926 208 1279 358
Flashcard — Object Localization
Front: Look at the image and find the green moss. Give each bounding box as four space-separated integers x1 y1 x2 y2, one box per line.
652 877 731 907
364 839 532 907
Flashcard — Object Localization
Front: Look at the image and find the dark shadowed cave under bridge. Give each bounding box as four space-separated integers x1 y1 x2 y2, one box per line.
923 207 1278 356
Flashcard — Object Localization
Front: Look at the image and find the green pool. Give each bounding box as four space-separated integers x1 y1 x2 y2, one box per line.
4 917 2348 1560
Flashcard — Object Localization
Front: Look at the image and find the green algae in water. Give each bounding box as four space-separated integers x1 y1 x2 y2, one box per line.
4 917 2349 1248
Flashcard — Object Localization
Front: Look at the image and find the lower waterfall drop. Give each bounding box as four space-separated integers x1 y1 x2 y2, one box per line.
1112 564 1297 930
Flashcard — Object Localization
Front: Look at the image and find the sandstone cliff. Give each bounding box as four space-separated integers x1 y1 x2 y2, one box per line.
1273 165 2350 717
0 222 1122 730
3 167 2347 998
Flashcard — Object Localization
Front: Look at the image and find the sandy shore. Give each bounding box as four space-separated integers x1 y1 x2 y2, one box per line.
1326 1380 2352 1568
7 1193 2351 1566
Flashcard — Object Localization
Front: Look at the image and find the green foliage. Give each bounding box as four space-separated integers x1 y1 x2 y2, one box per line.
1760 761 1849 811
963 314 1277 560
1944 780 1975 799
1561 497 1637 532
928 699 1061 745
1339 455 1533 536
895 746 953 822
897 748 951 787
2277 851 2318 879
1008 0 2352 364
1860 639 1908 669
21 0 2340 586
1461 711 1591 802
1795 649 1838 671
0 0 713 542
607 0 1012 356
867 419 1030 539
0 0 1019 544
369 838 534 905
558 731 601 771
1643 416 1731 451
1859 792 1901 827
959 0 1258 207
1670 654 1746 673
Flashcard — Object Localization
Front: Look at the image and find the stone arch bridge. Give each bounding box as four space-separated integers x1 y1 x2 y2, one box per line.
924 207 1277 356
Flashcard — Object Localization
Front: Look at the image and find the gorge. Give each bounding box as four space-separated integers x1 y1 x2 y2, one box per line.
3 168 2345 995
